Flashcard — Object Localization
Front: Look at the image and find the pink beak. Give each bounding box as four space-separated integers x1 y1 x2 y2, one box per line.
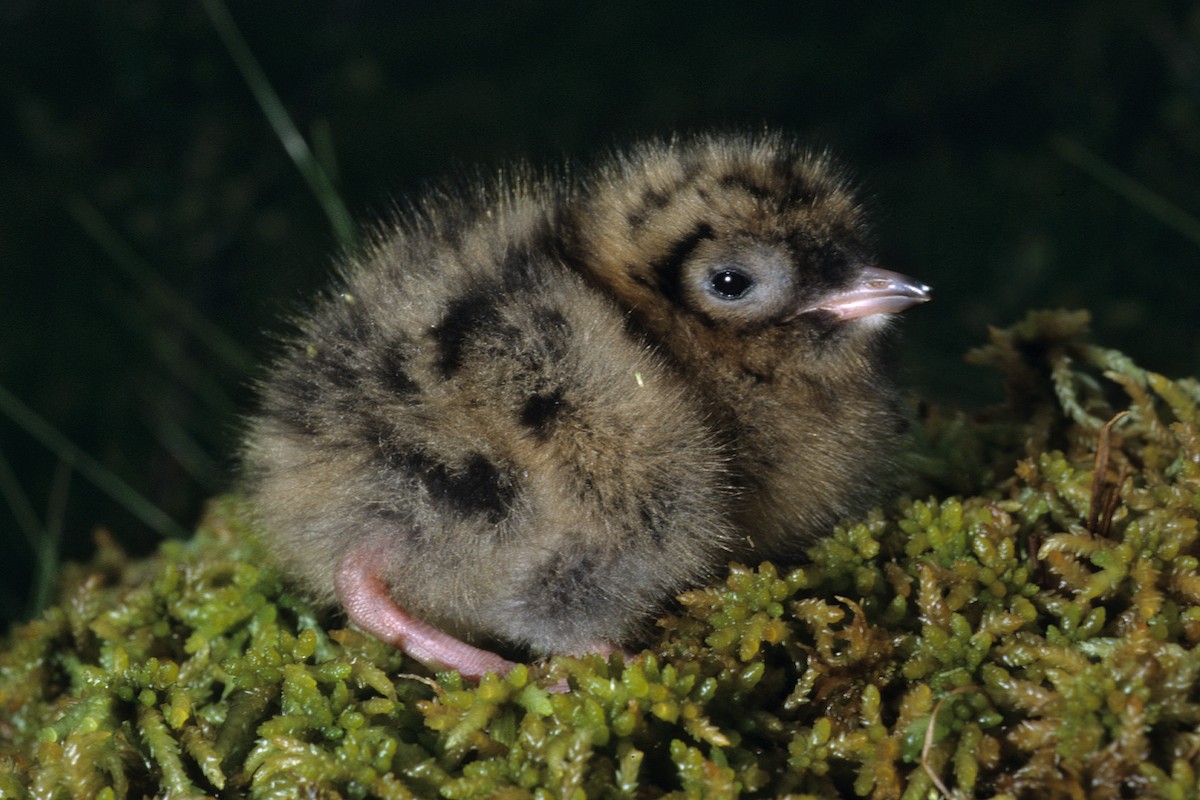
808 266 931 321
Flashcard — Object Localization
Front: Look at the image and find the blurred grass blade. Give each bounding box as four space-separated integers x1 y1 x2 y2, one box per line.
99 279 241 418
36 459 72 614
0 447 61 616
149 407 226 490
1053 136 1200 249
66 195 255 373
0 384 189 540
310 117 342 185
200 0 357 248
0 445 45 558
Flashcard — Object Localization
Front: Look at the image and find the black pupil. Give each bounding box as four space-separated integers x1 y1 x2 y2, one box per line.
711 270 751 299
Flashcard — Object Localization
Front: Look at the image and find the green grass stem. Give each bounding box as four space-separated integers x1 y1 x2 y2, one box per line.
66 195 255 374
0 384 189 540
199 0 357 248
1054 136 1200 249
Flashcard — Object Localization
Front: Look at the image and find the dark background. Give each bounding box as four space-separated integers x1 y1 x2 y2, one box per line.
2 1 1197 626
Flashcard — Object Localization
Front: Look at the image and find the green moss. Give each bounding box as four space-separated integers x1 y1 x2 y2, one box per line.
3 309 1199 798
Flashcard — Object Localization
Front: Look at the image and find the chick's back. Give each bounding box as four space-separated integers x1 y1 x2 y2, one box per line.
243 179 732 655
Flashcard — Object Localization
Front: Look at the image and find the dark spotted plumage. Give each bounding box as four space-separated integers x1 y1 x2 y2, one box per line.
242 131 929 678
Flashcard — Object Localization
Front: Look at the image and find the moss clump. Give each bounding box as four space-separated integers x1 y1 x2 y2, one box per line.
3 309 1199 799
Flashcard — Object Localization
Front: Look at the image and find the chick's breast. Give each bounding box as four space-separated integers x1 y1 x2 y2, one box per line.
243 186 732 656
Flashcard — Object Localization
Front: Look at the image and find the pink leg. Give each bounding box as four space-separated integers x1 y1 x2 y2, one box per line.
334 544 517 681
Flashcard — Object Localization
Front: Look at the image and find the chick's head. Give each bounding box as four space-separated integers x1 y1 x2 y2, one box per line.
571 132 927 377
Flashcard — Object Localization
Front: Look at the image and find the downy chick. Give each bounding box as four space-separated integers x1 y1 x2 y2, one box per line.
243 131 929 679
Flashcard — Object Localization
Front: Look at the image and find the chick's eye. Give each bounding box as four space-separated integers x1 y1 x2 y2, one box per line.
710 269 753 299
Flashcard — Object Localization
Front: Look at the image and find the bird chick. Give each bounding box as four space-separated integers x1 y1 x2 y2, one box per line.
242 131 929 680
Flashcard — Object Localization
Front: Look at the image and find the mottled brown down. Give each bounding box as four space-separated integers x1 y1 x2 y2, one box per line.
242 131 929 676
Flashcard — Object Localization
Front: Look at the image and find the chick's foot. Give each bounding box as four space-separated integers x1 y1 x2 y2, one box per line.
335 544 517 680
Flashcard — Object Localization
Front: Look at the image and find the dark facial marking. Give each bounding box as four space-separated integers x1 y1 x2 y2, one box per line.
808 241 857 285
519 388 568 437
431 289 501 377
646 222 714 307
784 230 862 293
